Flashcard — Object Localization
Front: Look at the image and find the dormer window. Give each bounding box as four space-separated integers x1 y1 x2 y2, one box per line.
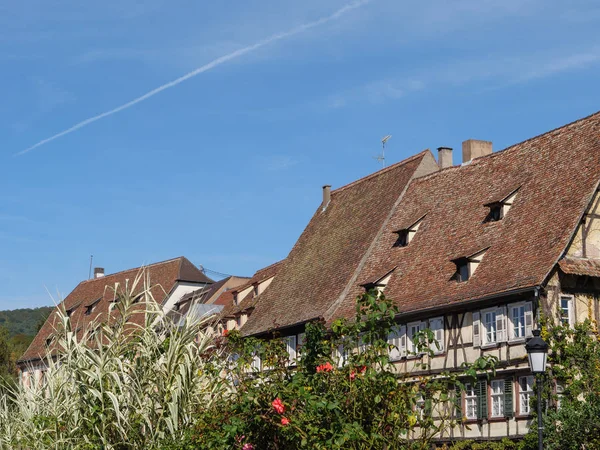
362 268 395 295
233 292 239 306
85 298 101 316
484 189 519 223
253 284 259 297
393 216 425 248
452 250 487 282
66 307 75 318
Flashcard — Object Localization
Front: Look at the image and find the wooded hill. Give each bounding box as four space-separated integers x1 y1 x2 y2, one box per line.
0 306 53 337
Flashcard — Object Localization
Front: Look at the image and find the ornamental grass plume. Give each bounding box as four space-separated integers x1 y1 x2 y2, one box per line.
0 268 226 450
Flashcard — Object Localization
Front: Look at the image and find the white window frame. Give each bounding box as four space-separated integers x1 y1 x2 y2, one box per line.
508 301 533 342
518 375 534 416
560 295 574 327
464 382 477 420
490 379 505 418
407 321 425 356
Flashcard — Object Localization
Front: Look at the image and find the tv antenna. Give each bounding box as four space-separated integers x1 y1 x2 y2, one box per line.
373 135 392 168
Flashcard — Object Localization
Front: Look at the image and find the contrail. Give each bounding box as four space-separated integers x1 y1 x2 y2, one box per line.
17 0 370 156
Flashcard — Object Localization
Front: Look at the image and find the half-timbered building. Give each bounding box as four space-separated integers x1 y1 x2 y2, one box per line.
240 111 600 441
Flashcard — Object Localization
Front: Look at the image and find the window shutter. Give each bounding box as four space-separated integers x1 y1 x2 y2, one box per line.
454 384 463 419
524 303 533 337
473 312 481 347
399 325 407 358
419 321 427 354
496 307 507 342
388 326 401 361
504 378 514 418
477 380 488 420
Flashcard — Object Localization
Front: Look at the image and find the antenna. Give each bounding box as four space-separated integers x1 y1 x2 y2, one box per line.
88 255 93 279
373 135 392 168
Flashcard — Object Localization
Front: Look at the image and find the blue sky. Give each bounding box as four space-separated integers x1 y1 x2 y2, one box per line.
1 0 599 309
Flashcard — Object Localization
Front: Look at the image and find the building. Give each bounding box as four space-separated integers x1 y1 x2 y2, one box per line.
215 260 285 333
18 256 213 387
240 111 600 441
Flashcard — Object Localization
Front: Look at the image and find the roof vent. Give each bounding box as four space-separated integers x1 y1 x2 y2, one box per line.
462 140 492 163
94 267 105 279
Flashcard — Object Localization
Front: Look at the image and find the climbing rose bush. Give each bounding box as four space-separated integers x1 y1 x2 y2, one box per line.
190 291 497 450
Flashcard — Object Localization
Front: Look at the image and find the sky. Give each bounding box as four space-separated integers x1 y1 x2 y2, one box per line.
1 0 599 309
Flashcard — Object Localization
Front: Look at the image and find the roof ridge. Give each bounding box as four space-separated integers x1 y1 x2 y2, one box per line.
78 256 184 284
411 109 600 184
254 259 285 274
331 150 430 195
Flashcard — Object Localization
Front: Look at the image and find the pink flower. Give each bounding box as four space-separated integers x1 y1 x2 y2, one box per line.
272 398 285 414
316 361 334 373
242 444 254 450
281 417 290 426
350 371 356 380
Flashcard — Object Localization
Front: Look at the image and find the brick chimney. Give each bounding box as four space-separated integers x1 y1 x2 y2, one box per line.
437 147 453 169
94 267 105 278
322 185 331 211
462 139 492 163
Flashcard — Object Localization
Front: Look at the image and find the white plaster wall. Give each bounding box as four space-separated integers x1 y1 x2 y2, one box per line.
161 281 211 315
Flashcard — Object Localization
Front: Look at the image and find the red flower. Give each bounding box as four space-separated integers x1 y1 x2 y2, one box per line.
222 329 229 337
359 365 367 373
316 362 334 373
350 371 356 380
281 417 290 426
272 398 285 414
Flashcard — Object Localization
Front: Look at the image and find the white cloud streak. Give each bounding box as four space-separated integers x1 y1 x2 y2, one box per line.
17 0 371 156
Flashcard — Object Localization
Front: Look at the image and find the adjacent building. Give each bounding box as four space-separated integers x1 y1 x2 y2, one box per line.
18 257 213 387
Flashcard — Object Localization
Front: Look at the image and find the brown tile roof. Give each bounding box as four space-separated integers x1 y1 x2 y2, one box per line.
559 257 600 278
242 151 438 335
19 257 211 363
332 111 600 322
218 260 286 320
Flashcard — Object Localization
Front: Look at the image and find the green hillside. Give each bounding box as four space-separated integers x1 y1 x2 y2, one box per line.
0 306 53 337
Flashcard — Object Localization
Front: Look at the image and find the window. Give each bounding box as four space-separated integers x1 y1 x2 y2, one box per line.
407 321 425 355
393 216 424 248
509 302 533 340
485 203 503 222
484 189 518 223
512 305 525 338
519 376 534 415
85 298 101 316
284 335 297 365
465 383 478 420
484 310 497 344
363 269 395 296
474 307 507 347
560 295 574 327
233 293 239 306
66 307 75 318
429 317 445 354
45 337 52 348
416 394 426 418
490 380 505 417
253 284 259 296
452 250 487 282
387 325 406 361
